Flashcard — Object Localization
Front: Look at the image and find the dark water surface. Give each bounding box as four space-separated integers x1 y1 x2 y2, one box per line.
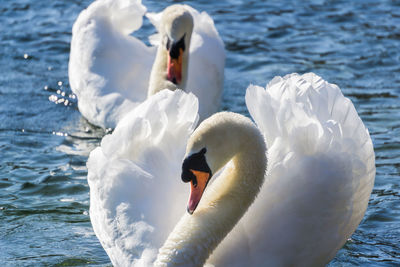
1 0 399 265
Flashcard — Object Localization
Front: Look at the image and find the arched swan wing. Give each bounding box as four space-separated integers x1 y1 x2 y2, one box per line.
185 6 225 121
87 90 198 266
242 73 375 266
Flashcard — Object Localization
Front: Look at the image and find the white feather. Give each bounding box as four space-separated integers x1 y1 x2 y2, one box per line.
223 72 375 266
69 0 224 129
87 90 198 266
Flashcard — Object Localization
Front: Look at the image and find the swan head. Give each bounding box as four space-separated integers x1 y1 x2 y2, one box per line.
181 147 212 214
160 5 193 89
181 112 257 214
148 5 193 96
161 5 193 86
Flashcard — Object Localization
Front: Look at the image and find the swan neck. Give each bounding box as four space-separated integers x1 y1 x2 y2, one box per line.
155 117 266 266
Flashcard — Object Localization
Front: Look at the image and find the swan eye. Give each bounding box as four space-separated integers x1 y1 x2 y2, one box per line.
182 167 195 183
169 34 186 59
181 147 211 183
176 34 186 51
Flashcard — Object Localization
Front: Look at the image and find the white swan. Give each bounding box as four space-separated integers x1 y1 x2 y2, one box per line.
69 0 225 129
87 73 375 266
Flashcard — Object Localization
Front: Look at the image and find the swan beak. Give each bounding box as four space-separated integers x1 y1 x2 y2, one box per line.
167 48 183 85
187 169 210 215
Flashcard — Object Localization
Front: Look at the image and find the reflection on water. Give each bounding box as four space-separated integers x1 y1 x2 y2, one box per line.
0 0 399 265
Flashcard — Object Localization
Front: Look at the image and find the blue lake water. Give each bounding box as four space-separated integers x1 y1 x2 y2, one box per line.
1 0 399 265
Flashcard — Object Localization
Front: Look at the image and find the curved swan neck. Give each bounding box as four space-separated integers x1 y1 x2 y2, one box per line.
155 112 267 266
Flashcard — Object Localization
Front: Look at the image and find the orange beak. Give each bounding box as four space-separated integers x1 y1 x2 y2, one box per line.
187 169 210 214
167 48 183 85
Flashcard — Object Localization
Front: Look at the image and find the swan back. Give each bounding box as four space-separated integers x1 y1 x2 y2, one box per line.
239 73 375 266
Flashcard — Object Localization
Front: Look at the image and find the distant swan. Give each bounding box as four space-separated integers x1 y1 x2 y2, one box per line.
69 0 225 129
87 73 375 266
